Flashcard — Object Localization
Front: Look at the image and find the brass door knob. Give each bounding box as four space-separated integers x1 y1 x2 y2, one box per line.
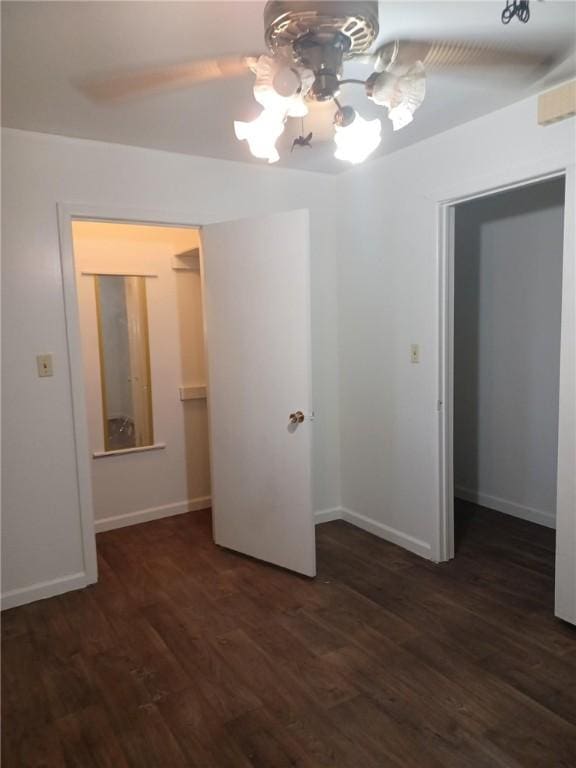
289 411 305 424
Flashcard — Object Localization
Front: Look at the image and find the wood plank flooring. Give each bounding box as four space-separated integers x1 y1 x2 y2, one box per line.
2 501 575 767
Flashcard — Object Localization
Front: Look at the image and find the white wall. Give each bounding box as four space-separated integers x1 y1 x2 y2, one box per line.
1 128 341 606
73 222 211 530
454 180 565 528
336 94 575 565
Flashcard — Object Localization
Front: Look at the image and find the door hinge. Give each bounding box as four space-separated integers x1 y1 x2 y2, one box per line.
437 400 443 412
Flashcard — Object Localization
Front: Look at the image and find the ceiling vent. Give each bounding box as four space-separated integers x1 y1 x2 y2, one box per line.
538 80 576 126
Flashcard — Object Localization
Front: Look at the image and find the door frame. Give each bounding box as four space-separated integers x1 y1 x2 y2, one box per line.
436 159 575 623
57 203 202 586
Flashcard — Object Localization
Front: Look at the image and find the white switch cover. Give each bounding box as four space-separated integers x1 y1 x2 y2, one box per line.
410 344 420 364
37 354 53 377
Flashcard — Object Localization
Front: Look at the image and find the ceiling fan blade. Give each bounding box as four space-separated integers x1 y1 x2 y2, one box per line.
79 55 258 103
371 39 553 74
423 40 550 70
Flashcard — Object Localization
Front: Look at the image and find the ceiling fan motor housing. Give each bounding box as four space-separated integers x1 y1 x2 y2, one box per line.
264 1 379 100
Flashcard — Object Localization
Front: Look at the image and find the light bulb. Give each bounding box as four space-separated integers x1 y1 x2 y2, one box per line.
234 109 285 163
333 109 382 164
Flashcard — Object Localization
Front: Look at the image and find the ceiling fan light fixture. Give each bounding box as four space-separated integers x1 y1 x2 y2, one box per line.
83 1 557 169
234 108 285 163
333 107 381 164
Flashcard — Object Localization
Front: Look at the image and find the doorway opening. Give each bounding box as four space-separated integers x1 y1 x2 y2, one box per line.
71 220 211 533
446 176 566 607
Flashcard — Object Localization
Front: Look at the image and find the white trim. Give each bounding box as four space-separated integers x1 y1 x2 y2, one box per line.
430 153 571 205
1 572 89 611
342 508 433 560
314 507 344 524
57 205 99 586
59 202 202 230
92 442 166 458
436 203 455 563
94 496 211 533
314 506 432 560
455 487 556 529
555 163 576 625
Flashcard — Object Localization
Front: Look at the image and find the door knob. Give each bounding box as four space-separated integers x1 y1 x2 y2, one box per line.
289 411 305 424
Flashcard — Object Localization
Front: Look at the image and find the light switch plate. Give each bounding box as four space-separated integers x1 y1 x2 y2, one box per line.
37 354 53 377
410 344 420 364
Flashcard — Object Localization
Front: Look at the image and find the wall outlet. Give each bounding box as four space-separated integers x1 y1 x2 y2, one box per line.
410 344 420 364
37 354 53 377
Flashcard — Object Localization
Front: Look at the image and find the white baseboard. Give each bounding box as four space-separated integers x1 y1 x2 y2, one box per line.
455 486 556 529
2 498 211 610
3 503 429 610
94 496 211 533
342 508 433 559
314 506 432 559
314 507 345 524
1 571 90 611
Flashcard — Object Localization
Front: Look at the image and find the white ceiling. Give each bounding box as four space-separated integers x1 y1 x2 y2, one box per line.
2 1 575 174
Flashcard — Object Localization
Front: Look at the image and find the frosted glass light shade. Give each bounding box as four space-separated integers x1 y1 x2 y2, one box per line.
234 109 285 163
388 104 415 131
334 112 382 164
368 62 426 131
252 55 313 118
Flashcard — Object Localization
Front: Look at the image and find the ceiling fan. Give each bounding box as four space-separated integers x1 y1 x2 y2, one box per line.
81 0 553 165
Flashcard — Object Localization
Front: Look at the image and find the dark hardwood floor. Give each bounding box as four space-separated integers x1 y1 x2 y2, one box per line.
3 502 575 767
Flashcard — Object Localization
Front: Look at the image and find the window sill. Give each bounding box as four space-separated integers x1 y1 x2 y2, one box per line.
93 442 167 459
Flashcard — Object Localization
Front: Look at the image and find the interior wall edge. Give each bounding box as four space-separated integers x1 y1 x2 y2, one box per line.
455 487 556 530
342 507 433 560
314 507 345 524
315 507 433 560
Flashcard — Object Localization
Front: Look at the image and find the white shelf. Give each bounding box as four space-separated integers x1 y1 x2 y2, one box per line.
179 385 207 401
172 248 200 271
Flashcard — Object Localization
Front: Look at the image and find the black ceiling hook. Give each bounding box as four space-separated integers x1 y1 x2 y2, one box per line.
502 0 530 24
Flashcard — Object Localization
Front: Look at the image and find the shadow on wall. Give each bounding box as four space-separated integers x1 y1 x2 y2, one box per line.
453 177 565 529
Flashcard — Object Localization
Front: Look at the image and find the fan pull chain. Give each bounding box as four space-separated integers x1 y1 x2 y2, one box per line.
291 117 313 152
501 0 530 24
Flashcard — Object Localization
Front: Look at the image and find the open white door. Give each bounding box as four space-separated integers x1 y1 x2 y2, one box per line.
201 209 315 577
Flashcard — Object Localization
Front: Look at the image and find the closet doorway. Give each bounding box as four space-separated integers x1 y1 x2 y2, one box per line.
72 221 211 532
442 176 568 616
